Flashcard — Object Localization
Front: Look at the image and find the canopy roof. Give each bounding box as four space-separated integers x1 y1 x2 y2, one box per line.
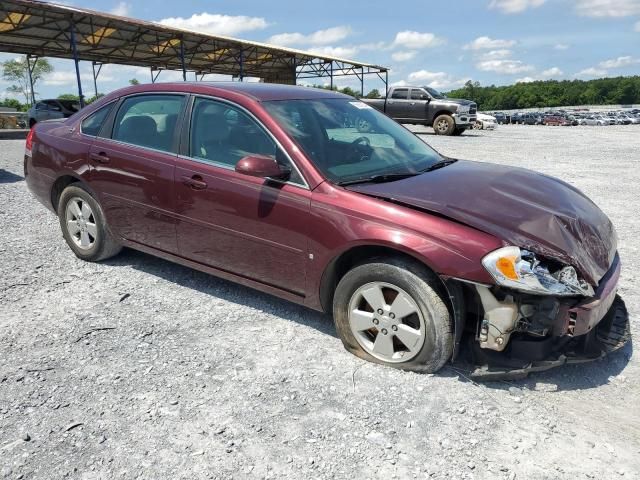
0 0 388 85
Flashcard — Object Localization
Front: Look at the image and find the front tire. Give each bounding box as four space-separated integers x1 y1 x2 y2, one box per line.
57 184 122 262
433 114 455 136
333 259 453 373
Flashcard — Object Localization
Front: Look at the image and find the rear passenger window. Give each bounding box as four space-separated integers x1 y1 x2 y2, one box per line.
391 89 408 99
81 103 114 137
112 95 185 152
189 97 304 185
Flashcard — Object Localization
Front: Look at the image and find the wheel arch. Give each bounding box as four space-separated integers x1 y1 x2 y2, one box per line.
319 242 467 360
50 174 96 214
432 110 454 121
319 243 445 314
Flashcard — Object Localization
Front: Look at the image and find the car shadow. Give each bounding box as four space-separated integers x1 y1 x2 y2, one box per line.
103 248 337 338
0 169 24 184
104 248 632 391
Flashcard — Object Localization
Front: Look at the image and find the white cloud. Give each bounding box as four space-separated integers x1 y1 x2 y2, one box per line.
308 45 359 59
390 80 408 87
475 59 534 74
541 67 563 77
406 70 469 90
598 56 639 68
489 0 546 14
515 76 536 83
110 2 130 16
43 71 115 86
636 20 640 31
574 0 640 17
158 12 269 36
463 36 516 50
392 31 444 49
267 26 352 47
554 43 570 50
391 51 417 62
577 67 608 77
480 49 513 59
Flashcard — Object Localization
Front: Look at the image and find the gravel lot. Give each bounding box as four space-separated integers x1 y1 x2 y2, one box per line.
1 125 638 480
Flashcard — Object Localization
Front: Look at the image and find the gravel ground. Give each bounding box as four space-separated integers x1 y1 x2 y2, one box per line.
1 125 638 480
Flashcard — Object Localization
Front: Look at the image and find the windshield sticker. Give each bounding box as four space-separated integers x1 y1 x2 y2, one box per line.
349 101 373 110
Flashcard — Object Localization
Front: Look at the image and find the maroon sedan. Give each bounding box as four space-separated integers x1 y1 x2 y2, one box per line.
25 82 628 377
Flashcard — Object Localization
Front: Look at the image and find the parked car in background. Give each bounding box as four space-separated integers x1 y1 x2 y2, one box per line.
24 82 627 376
492 112 509 124
361 86 477 136
521 113 543 125
582 116 607 126
544 114 571 126
474 113 497 130
27 99 81 127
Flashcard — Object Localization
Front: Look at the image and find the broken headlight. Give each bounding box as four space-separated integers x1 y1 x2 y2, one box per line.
482 246 595 297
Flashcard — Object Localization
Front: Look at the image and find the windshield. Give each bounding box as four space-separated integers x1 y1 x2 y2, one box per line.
59 100 80 112
424 87 446 99
263 98 442 184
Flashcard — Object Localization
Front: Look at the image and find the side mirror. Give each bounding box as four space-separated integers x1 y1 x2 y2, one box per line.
235 155 290 180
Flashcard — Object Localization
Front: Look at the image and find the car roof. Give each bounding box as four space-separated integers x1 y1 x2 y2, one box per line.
110 81 351 102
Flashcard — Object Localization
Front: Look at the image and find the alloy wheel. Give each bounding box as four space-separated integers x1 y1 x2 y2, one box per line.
65 196 97 250
348 282 426 363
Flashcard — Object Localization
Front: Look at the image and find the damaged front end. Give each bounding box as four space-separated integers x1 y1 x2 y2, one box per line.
455 248 629 380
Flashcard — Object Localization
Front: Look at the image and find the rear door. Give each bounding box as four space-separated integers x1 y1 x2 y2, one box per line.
174 96 310 294
385 88 410 120
88 93 186 253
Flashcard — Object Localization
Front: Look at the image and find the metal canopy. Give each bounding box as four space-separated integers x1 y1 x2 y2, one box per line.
0 0 389 105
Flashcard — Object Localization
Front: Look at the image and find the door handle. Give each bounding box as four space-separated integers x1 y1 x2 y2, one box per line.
181 175 208 190
409 102 416 105
90 152 110 163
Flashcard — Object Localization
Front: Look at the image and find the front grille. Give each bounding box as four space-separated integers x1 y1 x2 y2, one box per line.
470 105 477 114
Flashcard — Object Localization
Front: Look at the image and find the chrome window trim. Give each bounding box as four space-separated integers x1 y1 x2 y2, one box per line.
186 94 309 190
93 136 179 157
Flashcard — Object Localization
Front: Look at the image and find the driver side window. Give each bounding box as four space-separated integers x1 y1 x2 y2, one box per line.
189 98 304 185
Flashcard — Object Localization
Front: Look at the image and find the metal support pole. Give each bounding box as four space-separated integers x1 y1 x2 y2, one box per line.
330 61 334 90
361 67 364 96
25 55 36 106
385 70 389 93
239 50 244 82
92 61 103 100
179 39 186 81
69 21 85 108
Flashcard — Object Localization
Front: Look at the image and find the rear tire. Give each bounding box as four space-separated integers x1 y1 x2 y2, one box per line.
333 258 453 373
29 118 36 128
433 114 455 136
57 184 122 262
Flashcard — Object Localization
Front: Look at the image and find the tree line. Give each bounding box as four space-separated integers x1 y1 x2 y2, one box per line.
446 77 640 111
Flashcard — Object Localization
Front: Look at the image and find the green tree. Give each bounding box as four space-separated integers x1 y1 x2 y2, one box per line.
0 98 26 111
1 56 53 106
129 78 140 85
57 93 79 101
365 89 381 98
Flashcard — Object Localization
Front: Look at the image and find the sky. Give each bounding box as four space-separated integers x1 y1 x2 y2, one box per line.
1 0 640 100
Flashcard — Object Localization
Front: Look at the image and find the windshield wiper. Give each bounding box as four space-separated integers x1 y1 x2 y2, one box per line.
337 172 419 186
422 158 457 172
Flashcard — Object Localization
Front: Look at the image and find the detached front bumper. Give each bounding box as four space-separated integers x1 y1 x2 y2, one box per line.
467 255 629 380
561 254 621 337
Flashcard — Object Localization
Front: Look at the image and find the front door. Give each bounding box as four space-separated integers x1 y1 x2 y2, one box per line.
175 97 310 294
89 93 186 253
408 89 430 121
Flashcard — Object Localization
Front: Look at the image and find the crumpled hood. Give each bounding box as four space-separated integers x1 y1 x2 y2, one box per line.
347 160 617 286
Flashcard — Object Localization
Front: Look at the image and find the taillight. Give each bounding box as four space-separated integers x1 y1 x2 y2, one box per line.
25 127 34 156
